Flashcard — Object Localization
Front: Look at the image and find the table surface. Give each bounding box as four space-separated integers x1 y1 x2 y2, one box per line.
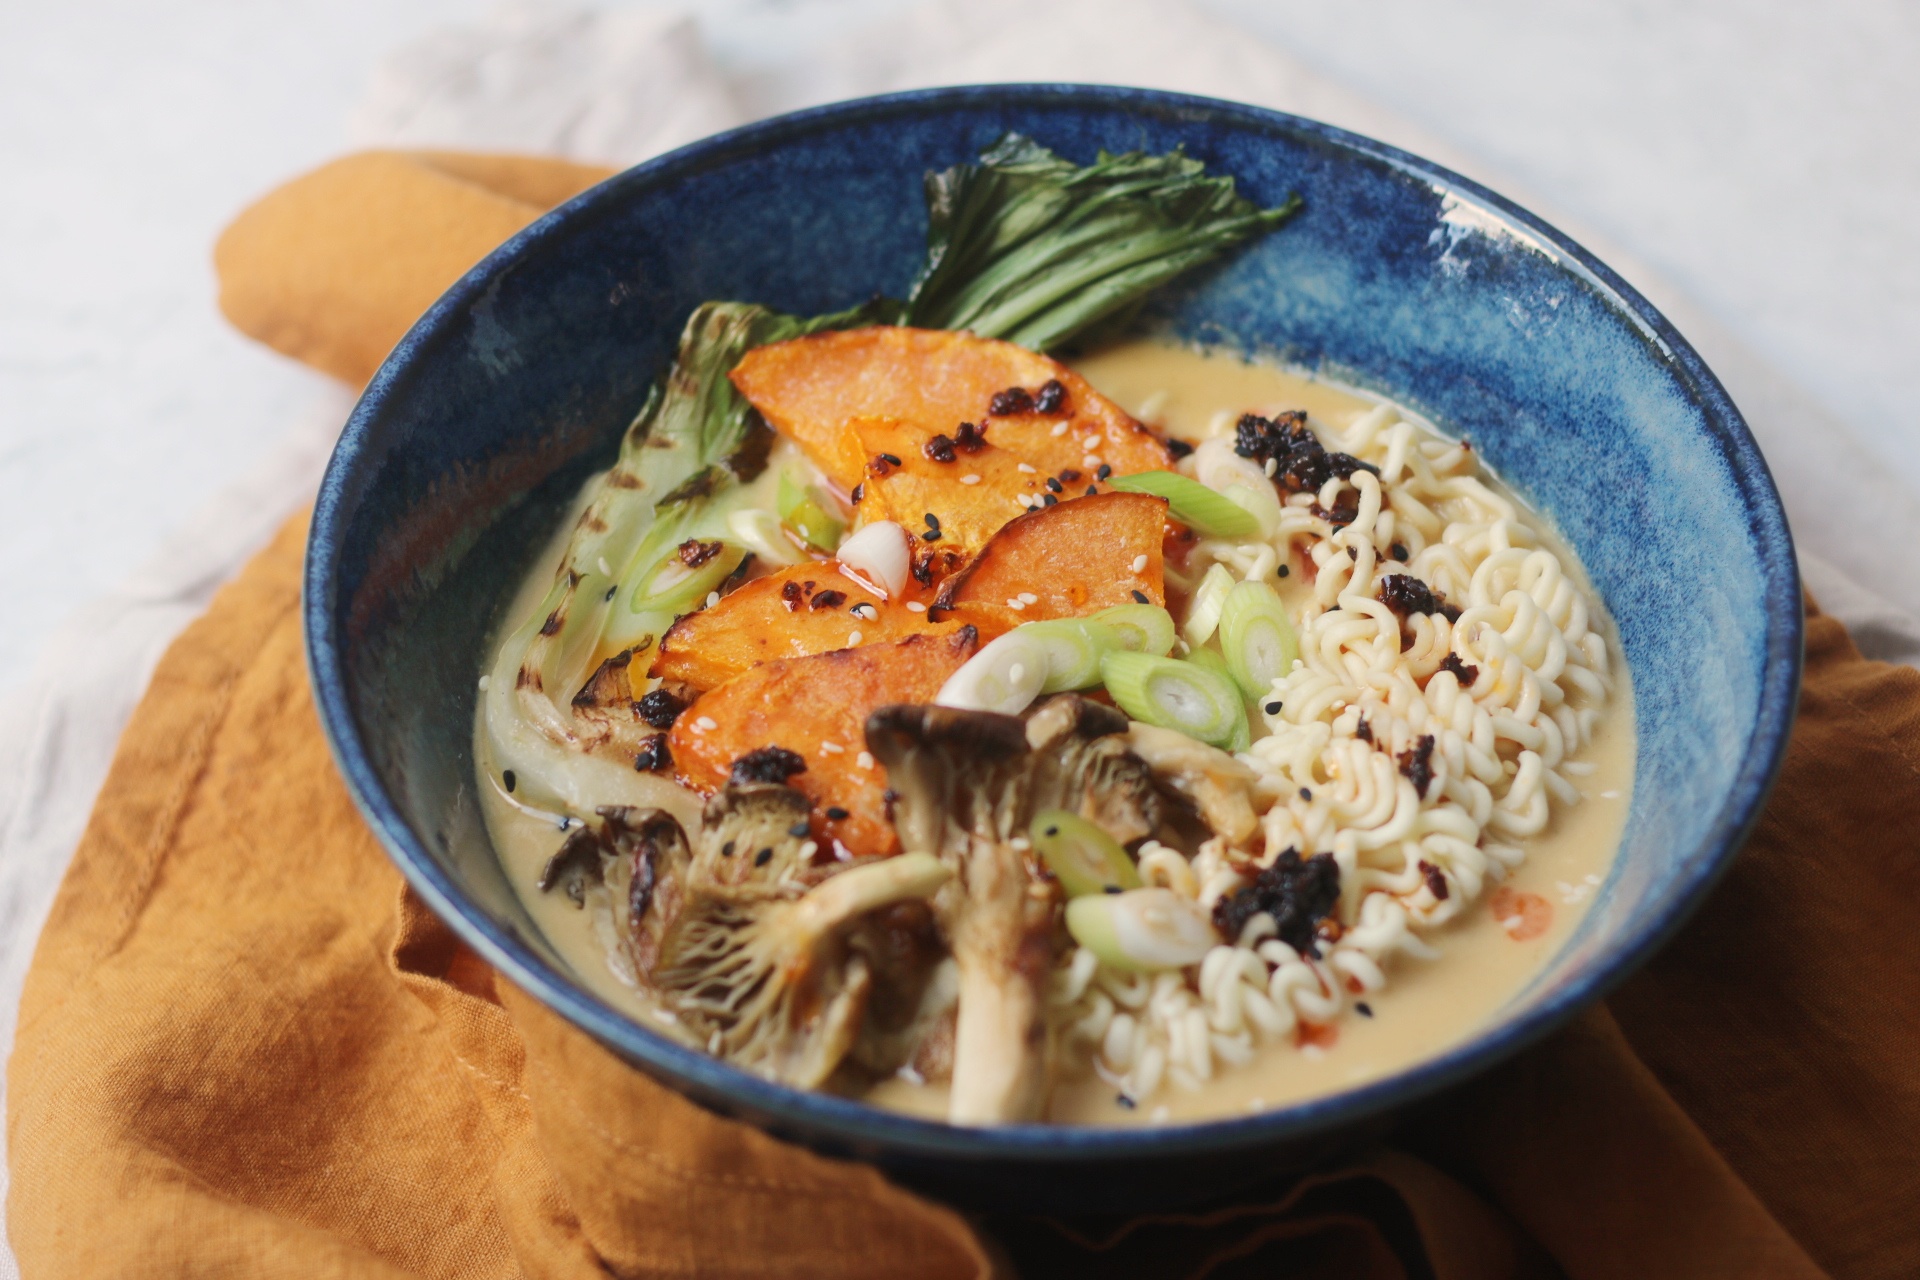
3 0 1917 692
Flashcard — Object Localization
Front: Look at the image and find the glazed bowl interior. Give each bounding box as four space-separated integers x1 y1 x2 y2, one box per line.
307 86 1798 1210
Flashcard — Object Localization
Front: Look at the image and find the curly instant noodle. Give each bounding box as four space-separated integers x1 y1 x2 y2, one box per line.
1051 404 1614 1104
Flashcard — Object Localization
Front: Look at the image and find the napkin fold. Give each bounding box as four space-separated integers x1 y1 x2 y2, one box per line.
8 152 1917 1279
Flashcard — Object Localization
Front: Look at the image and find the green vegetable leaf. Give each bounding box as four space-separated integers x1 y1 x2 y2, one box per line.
905 134 1300 352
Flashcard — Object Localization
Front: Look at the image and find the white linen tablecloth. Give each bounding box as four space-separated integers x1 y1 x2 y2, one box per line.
4 2 1917 1268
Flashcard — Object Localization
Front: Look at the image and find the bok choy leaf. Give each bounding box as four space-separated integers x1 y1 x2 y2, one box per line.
905 134 1300 353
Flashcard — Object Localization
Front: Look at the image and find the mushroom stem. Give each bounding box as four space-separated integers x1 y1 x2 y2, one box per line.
796 853 953 933
948 833 1053 1123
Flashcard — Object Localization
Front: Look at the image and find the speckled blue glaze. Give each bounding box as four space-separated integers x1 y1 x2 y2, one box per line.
306 85 1800 1212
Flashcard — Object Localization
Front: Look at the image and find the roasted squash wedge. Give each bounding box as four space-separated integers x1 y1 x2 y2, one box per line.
729 327 1170 499
650 562 952 692
934 491 1169 638
669 628 980 855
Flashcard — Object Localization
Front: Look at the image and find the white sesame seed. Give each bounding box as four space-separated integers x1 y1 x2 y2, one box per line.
856 751 875 770
1050 421 1070 437
1007 598 1027 610
597 556 613 576
1017 592 1038 604
847 630 863 646
1264 457 1278 477
477 675 491 691
1150 1105 1171 1121
961 473 982 485
796 524 811 541
1008 662 1026 683
705 591 720 608
1130 554 1149 573
797 841 819 859
906 601 927 612
1083 455 1103 470
1009 835 1031 851
1017 462 1038 474
820 741 845 754
694 716 718 732
1083 434 1101 449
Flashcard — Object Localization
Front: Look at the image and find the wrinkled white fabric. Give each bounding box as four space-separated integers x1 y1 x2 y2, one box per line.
3 2 1916 1271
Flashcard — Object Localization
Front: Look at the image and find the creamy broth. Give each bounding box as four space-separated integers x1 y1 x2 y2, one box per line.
476 340 1634 1125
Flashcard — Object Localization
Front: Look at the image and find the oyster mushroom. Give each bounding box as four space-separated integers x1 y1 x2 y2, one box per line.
1125 722 1260 845
538 806 695 980
650 779 952 1087
866 704 1053 1124
1025 695 1163 846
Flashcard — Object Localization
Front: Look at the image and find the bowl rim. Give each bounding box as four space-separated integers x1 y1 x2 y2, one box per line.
306 82 1802 1162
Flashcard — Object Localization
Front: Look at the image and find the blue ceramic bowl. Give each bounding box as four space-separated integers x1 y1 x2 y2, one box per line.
306 85 1800 1212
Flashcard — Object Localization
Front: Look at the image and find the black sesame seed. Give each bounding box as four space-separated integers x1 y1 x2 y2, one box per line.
1042 493 1058 507
1264 701 1282 715
1356 1002 1374 1018
1103 885 1123 894
1390 543 1409 562
924 512 940 529
721 840 736 858
604 586 616 602
879 452 902 467
1116 1093 1137 1109
1045 477 1063 493
1085 485 1099 497
502 770 517 792
1044 825 1060 838
850 482 864 504
825 806 850 821
1096 463 1113 480
923 529 942 541
788 821 811 837
754 847 774 866
1277 565 1291 578
1299 787 1313 802
1131 589 1150 604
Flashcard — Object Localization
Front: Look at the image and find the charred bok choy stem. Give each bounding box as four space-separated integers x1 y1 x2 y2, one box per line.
485 299 894 812
489 136 1297 818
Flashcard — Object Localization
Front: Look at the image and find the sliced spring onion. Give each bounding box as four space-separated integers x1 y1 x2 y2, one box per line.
1107 471 1258 538
727 508 809 567
1091 603 1176 656
935 628 1049 714
1181 563 1237 646
622 541 741 621
1221 482 1282 539
1219 580 1300 700
1018 618 1123 692
1099 651 1249 750
1065 888 1219 971
777 471 846 552
1184 644 1233 684
1030 809 1142 898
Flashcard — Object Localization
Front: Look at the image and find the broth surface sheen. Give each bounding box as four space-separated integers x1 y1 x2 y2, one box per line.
476 340 1634 1126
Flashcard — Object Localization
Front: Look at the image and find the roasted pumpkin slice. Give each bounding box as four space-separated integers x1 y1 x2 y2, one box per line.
934 492 1169 638
729 327 1170 496
669 628 980 855
650 562 953 692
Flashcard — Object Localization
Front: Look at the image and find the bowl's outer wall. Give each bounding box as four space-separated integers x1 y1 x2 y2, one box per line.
308 86 1798 1211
